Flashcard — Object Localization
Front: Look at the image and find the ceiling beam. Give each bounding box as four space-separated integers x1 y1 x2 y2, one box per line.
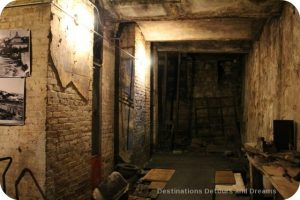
154 41 252 53
137 19 258 41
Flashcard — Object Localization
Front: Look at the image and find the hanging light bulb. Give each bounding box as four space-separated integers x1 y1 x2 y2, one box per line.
0 0 15 16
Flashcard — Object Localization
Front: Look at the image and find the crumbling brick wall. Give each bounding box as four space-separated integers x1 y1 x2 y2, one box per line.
45 0 94 199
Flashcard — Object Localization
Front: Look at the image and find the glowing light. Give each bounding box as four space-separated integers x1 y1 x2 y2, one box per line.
0 0 15 16
73 4 94 54
57 1 94 56
135 42 150 85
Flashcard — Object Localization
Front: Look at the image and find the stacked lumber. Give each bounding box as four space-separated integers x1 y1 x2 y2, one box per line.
244 143 300 199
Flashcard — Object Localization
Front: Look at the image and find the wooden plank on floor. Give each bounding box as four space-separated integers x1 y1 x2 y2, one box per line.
234 173 246 192
142 169 175 182
215 171 236 185
215 173 246 193
148 181 167 189
128 196 150 200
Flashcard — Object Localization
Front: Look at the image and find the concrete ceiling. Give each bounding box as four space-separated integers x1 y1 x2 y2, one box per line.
137 18 264 41
100 0 282 21
99 0 283 52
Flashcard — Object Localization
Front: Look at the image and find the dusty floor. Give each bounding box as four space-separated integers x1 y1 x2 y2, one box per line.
147 152 250 200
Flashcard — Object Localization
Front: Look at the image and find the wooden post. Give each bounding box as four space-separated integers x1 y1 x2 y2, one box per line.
162 53 168 124
171 53 181 150
175 53 181 129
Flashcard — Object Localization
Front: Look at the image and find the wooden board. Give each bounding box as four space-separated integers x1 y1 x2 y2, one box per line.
50 3 93 99
247 153 300 199
142 169 175 182
215 173 246 193
234 173 246 191
148 181 167 189
287 167 300 178
262 165 285 176
215 171 236 185
271 177 299 199
128 196 149 200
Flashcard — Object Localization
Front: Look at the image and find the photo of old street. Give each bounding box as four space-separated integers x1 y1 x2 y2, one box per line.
0 30 30 77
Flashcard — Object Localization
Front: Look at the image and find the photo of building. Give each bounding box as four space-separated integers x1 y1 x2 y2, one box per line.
0 29 30 77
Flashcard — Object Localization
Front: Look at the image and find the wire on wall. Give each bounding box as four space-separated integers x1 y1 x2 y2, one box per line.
4 0 137 60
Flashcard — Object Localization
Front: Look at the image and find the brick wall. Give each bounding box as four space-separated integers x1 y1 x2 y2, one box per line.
0 0 115 199
101 27 115 177
119 24 135 162
45 0 93 199
132 25 151 164
46 65 92 199
0 2 50 199
118 23 151 166
243 3 300 151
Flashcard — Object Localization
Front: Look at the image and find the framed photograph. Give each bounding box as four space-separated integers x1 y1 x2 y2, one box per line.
0 29 31 77
0 78 25 125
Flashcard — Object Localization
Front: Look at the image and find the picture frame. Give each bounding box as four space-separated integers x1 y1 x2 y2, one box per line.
0 29 31 77
0 78 25 125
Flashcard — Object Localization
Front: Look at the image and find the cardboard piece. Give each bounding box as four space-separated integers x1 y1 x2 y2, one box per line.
142 169 175 182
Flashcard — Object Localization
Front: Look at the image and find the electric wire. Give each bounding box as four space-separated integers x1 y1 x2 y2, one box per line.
4 0 137 60
51 2 137 60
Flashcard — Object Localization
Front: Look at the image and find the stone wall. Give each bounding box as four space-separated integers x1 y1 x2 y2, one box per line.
0 2 50 199
243 3 300 151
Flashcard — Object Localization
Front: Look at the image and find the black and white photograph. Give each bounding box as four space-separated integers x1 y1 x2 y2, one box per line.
0 78 25 125
0 29 31 77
